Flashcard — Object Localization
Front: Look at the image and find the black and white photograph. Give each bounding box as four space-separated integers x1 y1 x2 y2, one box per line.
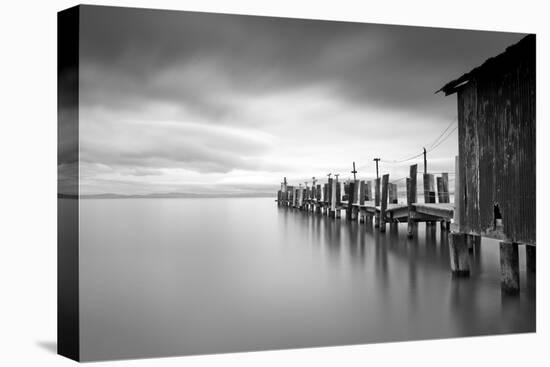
56 4 538 362
2 1 547 367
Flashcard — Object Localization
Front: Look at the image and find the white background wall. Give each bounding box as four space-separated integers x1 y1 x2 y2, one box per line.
0 0 548 366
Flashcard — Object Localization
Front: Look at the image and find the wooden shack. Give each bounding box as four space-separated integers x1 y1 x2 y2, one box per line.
438 34 536 294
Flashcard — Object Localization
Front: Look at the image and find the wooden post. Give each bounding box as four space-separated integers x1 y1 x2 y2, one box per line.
347 181 355 221
328 177 333 204
423 173 435 203
352 184 359 220
526 245 536 273
335 177 341 218
374 178 381 228
374 178 381 206
449 232 470 276
441 173 449 203
407 164 417 238
466 234 481 252
287 186 293 207
357 181 365 223
366 181 372 201
389 183 398 204
500 242 520 295
423 147 427 174
330 177 337 218
452 156 461 231
335 176 341 206
380 174 389 233
437 177 444 203
315 184 322 213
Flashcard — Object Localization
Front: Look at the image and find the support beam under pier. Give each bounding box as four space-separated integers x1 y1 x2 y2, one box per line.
449 232 470 277
500 241 520 295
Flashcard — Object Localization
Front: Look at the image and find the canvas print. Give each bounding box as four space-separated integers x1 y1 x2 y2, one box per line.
58 5 536 362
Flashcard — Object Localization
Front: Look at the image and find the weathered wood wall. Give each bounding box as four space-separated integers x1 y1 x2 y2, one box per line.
456 37 535 244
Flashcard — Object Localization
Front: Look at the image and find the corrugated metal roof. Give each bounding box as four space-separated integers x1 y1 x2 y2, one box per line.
436 34 535 96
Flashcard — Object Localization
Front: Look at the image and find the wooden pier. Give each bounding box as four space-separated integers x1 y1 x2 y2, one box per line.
275 35 535 296
276 163 453 236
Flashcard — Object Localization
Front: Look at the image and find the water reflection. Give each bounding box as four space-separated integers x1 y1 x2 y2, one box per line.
79 198 535 361
274 205 535 339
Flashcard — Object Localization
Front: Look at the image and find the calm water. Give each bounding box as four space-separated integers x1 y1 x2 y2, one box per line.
78 198 535 361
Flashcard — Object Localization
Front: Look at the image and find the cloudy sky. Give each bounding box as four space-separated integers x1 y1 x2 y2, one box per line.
77 5 525 196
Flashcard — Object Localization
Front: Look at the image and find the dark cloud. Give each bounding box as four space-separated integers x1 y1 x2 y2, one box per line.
80 5 524 120
76 5 526 195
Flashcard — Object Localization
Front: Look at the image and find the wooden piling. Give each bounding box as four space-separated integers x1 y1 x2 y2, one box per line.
449 232 470 276
346 181 356 221
452 156 460 231
366 181 372 201
343 182 349 201
330 178 336 218
380 174 389 233
374 178 381 227
407 164 417 238
500 242 520 295
441 173 449 203
328 178 333 205
437 177 444 203
336 180 341 206
466 234 481 253
375 178 381 206
287 186 294 207
351 191 359 220
357 180 365 222
423 173 436 203
389 183 398 204
315 184 322 213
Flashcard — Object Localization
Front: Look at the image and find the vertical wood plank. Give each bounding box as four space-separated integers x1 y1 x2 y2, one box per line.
453 156 461 230
347 181 355 221
423 173 435 203
437 177 444 203
408 164 418 238
358 180 365 205
375 178 381 206
409 164 417 204
366 181 372 201
441 172 450 203
380 174 389 232
389 183 398 204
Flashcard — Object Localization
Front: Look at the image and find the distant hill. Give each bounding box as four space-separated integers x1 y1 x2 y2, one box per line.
78 192 275 199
